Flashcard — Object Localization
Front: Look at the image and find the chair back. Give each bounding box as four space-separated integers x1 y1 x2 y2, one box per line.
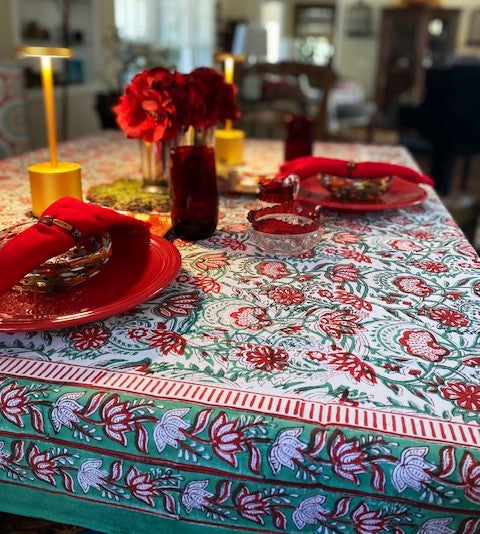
0 60 30 158
235 61 333 140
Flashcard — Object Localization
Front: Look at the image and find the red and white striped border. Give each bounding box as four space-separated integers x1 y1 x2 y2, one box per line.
1 355 479 448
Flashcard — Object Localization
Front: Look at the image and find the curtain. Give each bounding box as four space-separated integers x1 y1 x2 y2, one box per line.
114 0 215 72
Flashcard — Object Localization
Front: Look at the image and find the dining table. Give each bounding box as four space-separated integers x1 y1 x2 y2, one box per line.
0 130 479 534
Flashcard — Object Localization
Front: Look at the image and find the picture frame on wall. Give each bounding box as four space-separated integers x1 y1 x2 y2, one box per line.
346 1 373 38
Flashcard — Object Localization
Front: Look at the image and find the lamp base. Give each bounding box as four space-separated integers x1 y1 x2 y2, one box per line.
29 161 82 217
215 129 245 166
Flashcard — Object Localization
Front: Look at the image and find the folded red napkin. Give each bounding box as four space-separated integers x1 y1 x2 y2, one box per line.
278 156 435 186
0 197 150 296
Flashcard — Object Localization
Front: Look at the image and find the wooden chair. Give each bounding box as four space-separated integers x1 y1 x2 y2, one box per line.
235 61 333 140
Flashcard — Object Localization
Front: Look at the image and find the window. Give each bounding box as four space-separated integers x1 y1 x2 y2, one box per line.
114 0 150 43
114 0 215 73
261 1 284 63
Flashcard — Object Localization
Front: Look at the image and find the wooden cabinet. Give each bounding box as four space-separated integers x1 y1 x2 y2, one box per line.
375 6 459 117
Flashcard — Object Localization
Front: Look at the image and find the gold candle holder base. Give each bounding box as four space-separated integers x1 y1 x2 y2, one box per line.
29 161 82 217
215 129 245 166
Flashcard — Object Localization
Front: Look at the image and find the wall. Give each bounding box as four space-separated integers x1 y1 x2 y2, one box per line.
0 0 15 59
219 0 260 22
25 86 101 148
2 0 117 148
337 0 480 97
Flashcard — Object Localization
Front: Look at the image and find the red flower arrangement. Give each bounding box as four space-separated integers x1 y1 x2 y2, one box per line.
190 67 240 127
114 66 239 143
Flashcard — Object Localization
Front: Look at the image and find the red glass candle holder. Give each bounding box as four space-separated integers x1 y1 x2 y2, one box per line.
247 200 322 255
170 145 218 240
258 173 299 203
284 114 314 162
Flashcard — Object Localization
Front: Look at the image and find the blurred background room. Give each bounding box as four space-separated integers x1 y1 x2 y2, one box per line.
0 0 479 246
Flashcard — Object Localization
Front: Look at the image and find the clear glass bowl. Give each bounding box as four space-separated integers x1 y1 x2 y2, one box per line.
319 174 392 201
258 173 300 203
0 222 112 293
247 200 322 255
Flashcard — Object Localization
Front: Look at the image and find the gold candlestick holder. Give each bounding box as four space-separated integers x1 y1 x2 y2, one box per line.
214 53 245 167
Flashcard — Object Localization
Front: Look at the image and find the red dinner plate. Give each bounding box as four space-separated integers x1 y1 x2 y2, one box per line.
0 235 181 332
298 175 428 211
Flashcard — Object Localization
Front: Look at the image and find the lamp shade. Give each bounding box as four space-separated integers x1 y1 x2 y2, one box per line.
17 46 72 58
232 22 267 62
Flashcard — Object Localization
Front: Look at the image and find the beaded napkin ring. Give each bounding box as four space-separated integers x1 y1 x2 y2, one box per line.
38 216 82 241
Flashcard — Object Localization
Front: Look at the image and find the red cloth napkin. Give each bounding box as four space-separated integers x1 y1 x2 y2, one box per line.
0 197 150 296
278 156 434 186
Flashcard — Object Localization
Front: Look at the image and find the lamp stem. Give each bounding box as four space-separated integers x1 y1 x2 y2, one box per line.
40 55 58 167
224 56 234 131
224 56 234 84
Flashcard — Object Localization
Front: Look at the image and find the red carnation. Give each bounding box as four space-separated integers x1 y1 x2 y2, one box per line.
190 67 239 126
168 71 203 130
115 65 240 139
114 67 180 142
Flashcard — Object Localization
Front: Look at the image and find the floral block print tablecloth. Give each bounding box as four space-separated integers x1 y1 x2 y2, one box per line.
0 132 480 534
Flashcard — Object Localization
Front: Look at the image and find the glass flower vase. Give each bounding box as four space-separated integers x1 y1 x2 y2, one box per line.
140 140 170 194
170 126 218 240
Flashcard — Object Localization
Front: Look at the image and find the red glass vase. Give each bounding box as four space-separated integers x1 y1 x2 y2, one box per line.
170 145 218 240
284 114 314 161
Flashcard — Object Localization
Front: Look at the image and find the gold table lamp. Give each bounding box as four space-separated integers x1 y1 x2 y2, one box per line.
18 46 82 217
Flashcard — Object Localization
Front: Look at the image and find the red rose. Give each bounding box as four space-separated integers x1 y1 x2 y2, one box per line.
114 67 180 142
169 70 203 129
217 80 240 122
